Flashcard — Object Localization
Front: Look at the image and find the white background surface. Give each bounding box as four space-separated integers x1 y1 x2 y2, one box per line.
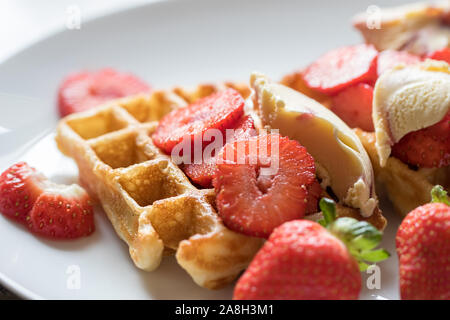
0 0 151 63
0 0 412 299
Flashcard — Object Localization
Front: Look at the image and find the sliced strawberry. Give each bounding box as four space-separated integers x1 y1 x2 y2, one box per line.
305 179 323 215
152 89 245 154
0 162 46 224
213 134 317 238
331 83 375 131
303 44 378 95
392 113 450 168
377 50 422 76
28 185 95 239
182 115 256 188
182 158 217 188
426 48 450 64
58 68 151 117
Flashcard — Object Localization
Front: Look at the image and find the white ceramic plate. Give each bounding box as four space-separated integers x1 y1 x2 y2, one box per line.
0 0 411 299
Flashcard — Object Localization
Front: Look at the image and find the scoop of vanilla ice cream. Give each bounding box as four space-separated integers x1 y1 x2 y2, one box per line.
373 60 450 166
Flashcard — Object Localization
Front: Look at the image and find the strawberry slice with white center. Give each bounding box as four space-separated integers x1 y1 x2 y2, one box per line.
302 44 378 95
213 134 318 238
377 50 422 76
152 89 245 154
58 68 151 117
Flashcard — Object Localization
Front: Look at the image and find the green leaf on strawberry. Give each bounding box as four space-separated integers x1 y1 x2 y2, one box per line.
317 198 336 227
431 185 450 205
319 198 390 271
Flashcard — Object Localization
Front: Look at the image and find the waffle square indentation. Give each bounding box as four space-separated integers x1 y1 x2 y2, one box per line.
119 161 189 207
90 131 150 169
67 108 129 139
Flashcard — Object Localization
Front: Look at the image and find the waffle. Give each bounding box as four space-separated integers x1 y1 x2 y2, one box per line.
56 81 389 289
352 1 449 55
55 84 264 290
281 73 450 217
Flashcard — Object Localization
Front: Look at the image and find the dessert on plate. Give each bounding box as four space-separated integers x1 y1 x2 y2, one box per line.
281 2 449 216
53 71 386 289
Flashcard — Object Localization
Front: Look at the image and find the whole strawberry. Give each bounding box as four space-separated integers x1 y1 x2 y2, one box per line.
233 199 390 300
396 185 450 300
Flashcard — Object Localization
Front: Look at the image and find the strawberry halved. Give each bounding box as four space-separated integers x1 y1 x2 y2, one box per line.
213 134 317 238
28 185 95 239
152 88 245 154
0 162 46 224
58 68 151 117
0 162 95 239
302 44 378 95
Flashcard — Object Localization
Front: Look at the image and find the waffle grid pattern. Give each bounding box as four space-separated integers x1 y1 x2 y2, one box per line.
56 84 262 289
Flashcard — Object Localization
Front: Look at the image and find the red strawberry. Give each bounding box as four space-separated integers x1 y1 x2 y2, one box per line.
233 199 389 300
377 50 422 76
213 134 317 238
0 162 95 240
396 186 450 300
443 11 450 26
331 83 375 131
0 162 46 224
58 68 151 117
152 89 245 154
182 156 217 188
302 44 378 95
182 115 256 188
28 185 95 239
392 112 450 168
427 48 450 64
305 179 323 215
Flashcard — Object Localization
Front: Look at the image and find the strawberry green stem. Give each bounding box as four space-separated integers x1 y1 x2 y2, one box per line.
319 198 390 271
431 185 450 205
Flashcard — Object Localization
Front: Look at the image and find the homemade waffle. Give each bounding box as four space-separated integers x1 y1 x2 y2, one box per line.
56 81 387 289
281 74 450 217
352 1 449 55
55 84 263 290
